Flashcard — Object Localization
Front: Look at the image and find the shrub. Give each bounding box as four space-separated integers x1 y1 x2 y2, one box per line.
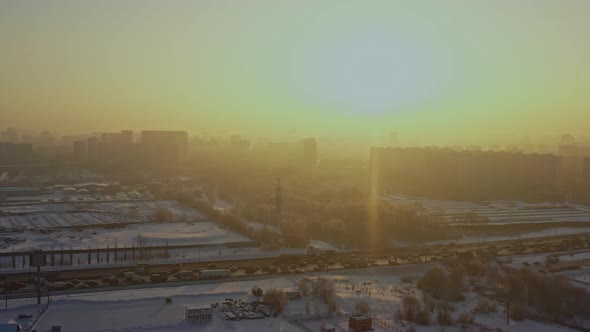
464 262 486 277
415 308 431 325
153 208 174 222
436 305 454 326
418 267 464 301
356 300 370 315
263 289 288 313
457 312 474 325
401 295 421 322
401 276 416 284
510 303 526 321
476 298 498 313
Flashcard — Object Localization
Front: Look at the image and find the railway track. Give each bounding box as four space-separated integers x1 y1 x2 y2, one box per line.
2 232 585 299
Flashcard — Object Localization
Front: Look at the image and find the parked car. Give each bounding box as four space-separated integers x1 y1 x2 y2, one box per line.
175 270 197 281
102 275 117 282
150 273 168 283
84 280 100 287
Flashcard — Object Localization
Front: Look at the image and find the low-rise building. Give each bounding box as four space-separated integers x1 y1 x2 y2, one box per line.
185 306 212 322
349 314 372 331
320 324 336 332
0 323 21 332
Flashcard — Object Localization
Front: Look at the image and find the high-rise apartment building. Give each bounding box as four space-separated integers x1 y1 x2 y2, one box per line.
303 137 317 167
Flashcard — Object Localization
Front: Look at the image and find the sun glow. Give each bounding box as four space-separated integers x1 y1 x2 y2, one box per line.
291 26 453 114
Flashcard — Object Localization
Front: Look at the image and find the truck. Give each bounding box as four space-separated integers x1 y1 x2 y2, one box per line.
135 264 150 275
122 272 145 283
176 270 197 281
150 273 168 283
198 269 229 280
122 271 136 281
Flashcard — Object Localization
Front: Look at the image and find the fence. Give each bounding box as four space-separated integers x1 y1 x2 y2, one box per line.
285 312 347 332
368 314 404 332
3 289 51 308
286 312 406 332
28 300 52 332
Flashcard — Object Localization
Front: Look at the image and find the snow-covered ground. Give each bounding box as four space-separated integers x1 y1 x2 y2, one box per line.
0 212 145 231
2 265 576 332
27 277 299 332
385 195 590 225
1 221 251 253
0 200 212 252
1 200 206 225
395 226 590 248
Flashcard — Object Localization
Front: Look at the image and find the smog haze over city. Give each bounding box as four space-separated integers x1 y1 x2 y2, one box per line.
2 0 590 149
1 1 590 332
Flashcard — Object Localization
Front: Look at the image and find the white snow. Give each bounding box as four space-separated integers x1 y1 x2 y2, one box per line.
384 195 590 225
3 265 576 332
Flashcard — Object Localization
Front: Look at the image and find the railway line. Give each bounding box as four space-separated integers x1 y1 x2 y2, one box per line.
2 231 586 300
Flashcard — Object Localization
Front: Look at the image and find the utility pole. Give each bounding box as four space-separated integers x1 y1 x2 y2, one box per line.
498 297 511 325
506 302 511 325
275 178 285 255
275 178 282 230
30 250 46 305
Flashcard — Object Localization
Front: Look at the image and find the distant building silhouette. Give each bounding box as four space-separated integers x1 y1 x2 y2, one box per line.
557 143 590 199
1 127 19 143
230 135 250 152
561 133 576 146
83 137 98 161
303 137 317 167
101 130 133 145
584 158 590 194
0 142 34 165
72 140 87 161
140 130 189 165
370 146 563 200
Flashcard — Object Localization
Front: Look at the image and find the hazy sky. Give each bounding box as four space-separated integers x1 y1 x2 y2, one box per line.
1 0 589 145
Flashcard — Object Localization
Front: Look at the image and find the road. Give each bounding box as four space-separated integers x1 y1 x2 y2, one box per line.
4 230 587 301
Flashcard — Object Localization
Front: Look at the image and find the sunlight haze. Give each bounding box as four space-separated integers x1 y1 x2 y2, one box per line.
1 0 589 144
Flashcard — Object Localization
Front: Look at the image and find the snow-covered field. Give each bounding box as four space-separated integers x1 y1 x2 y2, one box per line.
2 265 576 332
401 226 590 248
0 201 205 223
1 221 251 253
385 195 590 225
0 212 145 231
0 200 213 253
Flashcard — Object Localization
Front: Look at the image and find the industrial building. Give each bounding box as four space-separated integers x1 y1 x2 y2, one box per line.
348 314 372 331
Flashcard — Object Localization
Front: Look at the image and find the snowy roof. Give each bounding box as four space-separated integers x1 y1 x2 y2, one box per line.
74 182 111 188
0 186 40 191
306 240 334 250
186 305 211 310
0 323 20 332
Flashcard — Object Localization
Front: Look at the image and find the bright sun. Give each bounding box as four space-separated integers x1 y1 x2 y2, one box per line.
291 27 450 114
